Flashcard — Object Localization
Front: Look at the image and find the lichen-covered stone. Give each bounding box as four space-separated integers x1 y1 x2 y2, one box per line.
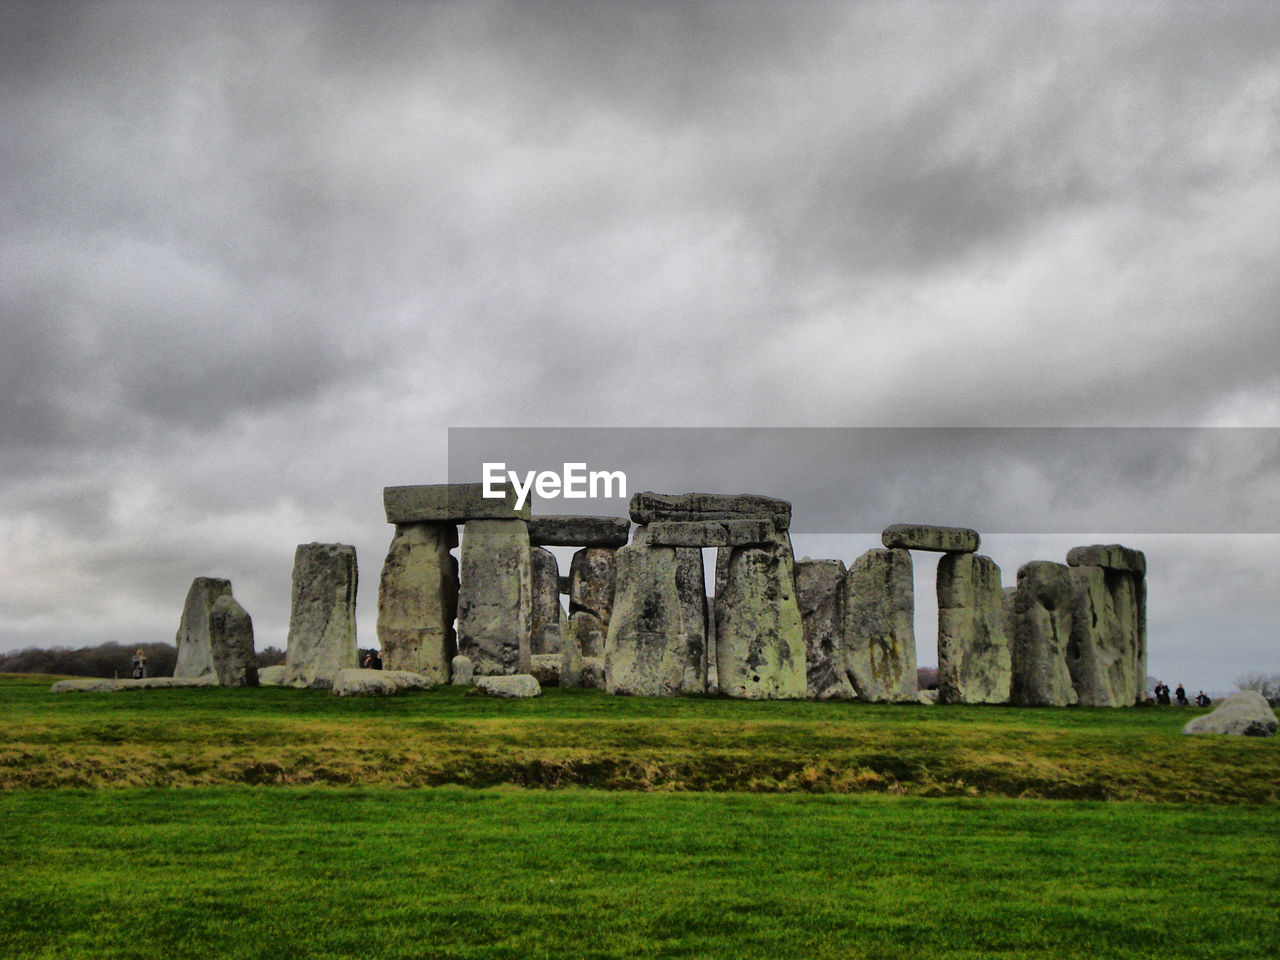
451 654 474 686
560 624 584 688
715 532 806 700
174 577 231 678
629 491 791 531
51 675 219 693
604 527 707 697
842 548 917 702
376 522 458 683
526 516 630 547
331 668 436 697
882 524 980 554
530 547 564 655
795 559 853 700
936 553 1010 704
568 548 617 630
258 664 286 686
209 595 258 687
647 519 776 548
475 674 541 698
529 653 561 687
1066 564 1142 706
284 543 359 689
1010 561 1077 706
1183 691 1276 737
384 482 529 523
1066 544 1146 576
457 520 532 677
582 657 605 690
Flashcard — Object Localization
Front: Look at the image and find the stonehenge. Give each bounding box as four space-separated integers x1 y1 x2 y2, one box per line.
154 480 1152 709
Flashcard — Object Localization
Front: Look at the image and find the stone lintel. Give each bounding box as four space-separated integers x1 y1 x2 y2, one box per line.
1065 544 1146 576
629 492 791 531
647 519 776 548
384 483 530 524
881 523 980 553
526 515 630 547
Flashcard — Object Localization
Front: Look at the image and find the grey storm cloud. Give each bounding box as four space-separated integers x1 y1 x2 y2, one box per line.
2 1 1279 688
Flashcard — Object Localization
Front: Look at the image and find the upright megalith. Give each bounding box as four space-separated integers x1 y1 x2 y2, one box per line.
1010 561 1077 706
716 529 806 701
568 546 617 658
842 548 917 702
174 577 232 679
605 526 708 697
284 543 359 689
457 519 532 676
936 553 1011 704
209 595 258 687
1065 544 1146 707
376 523 458 683
530 547 565 655
795 559 853 701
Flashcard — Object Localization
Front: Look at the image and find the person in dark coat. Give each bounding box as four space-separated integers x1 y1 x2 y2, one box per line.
1175 683 1189 706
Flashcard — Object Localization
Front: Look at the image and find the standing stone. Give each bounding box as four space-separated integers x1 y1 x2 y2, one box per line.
716 531 806 700
1010 561 1077 706
284 543 359 689
560 621 584 688
529 547 564 655
457 519 533 676
568 548 617 631
564 609 607 660
174 577 231 678
842 548 917 702
376 523 458 684
936 553 1011 704
605 526 707 696
1066 565 1141 707
795 559 853 700
451 654 474 686
209 595 258 687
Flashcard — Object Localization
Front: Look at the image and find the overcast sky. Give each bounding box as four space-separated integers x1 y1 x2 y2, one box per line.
3 1 1278 690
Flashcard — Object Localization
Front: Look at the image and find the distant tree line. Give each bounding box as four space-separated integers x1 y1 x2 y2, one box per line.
1235 671 1280 706
0 642 286 678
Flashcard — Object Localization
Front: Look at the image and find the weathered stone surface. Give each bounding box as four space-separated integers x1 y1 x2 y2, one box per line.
529 653 561 686
1010 561 1077 706
568 548 617 631
475 674 542 698
1183 691 1277 737
51 675 218 693
1065 565 1143 707
384 482 530 524
331 668 436 697
647 519 776 548
882 524 980 554
258 664 287 686
564 610 606 661
629 491 791 531
530 547 564 655
795 559 853 701
716 532 806 700
560 625 584 688
918 689 939 704
527 516 630 547
582 657 605 690
284 543 359 689
457 520 533 677
842 548 917 702
557 575 570 595
936 553 1011 704
376 522 458 683
1066 544 1146 576
209 595 258 687
174 577 232 678
451 654 474 686
605 527 707 696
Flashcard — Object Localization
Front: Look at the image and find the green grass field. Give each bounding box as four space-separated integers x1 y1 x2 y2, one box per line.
3 674 1278 958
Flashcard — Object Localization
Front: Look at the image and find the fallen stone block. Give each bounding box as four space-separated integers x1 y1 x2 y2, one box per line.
475 674 542 698
51 676 219 693
384 482 530 524
882 524 980 554
331 668 436 697
629 492 791 531
258 664 287 686
1183 691 1276 737
526 516 630 547
647 519 776 548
